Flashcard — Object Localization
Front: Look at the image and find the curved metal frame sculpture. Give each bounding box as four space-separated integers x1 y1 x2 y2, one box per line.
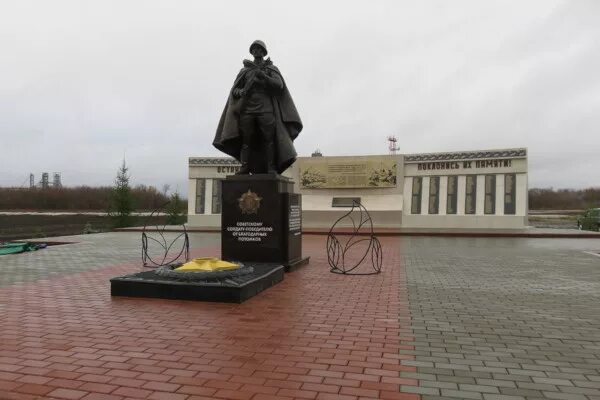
327 200 382 275
141 202 190 268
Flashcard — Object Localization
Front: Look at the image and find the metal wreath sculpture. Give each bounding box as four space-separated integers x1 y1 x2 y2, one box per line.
141 202 190 268
327 200 382 275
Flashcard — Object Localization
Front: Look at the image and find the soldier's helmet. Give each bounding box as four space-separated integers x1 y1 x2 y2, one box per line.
249 40 268 56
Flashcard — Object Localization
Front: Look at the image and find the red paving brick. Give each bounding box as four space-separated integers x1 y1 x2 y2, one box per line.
47 388 89 399
0 236 416 399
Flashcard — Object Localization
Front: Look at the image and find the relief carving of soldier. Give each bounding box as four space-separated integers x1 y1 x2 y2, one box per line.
213 40 303 174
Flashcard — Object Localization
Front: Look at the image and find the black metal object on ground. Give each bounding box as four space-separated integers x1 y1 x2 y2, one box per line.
141 202 189 268
110 263 284 303
327 201 382 275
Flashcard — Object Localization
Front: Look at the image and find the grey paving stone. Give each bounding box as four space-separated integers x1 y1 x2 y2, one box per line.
472 366 509 374
541 392 588 400
482 395 526 400
471 355 502 362
441 389 483 399
491 373 533 382
485 362 521 369
400 371 436 381
476 379 517 388
454 358 486 366
506 368 548 377
520 364 560 372
421 380 459 389
419 367 456 376
400 385 440 395
572 380 600 388
546 372 588 380
402 360 435 367
459 383 500 393
499 387 543 397
454 370 493 379
402 237 600 400
536 361 567 367
559 386 600 395
435 362 472 371
436 375 477 384
417 356 452 363
516 382 558 391
532 377 574 386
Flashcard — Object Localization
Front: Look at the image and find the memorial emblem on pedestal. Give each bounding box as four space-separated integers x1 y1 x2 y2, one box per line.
238 190 262 214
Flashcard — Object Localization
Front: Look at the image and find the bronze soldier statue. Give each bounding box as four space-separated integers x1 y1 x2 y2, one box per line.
213 40 303 174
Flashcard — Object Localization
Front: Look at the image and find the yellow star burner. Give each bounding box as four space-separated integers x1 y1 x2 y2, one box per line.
175 257 240 272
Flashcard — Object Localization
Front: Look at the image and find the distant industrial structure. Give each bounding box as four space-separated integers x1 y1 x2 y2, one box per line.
40 173 49 188
52 173 62 188
28 172 62 189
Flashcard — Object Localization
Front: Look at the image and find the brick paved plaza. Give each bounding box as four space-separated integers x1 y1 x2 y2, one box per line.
0 232 599 400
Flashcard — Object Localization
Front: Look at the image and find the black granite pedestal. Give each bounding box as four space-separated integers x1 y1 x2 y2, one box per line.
110 263 284 303
221 174 309 271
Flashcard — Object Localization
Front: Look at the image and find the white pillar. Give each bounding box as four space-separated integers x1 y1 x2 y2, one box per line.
476 175 485 215
457 175 466 215
516 173 527 216
404 176 413 214
496 174 504 215
188 179 196 215
439 176 447 215
205 178 213 215
421 176 430 215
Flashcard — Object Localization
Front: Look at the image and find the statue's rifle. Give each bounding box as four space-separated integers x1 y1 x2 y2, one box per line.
236 60 269 111
241 61 269 95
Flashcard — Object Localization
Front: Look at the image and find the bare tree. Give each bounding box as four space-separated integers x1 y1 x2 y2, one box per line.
162 184 171 197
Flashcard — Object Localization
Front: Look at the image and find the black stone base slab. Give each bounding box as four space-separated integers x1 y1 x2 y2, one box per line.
110 263 284 303
285 256 310 272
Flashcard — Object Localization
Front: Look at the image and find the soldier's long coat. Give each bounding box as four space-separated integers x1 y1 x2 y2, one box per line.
212 60 303 174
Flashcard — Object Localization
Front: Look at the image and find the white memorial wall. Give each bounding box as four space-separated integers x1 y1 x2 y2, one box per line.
188 148 528 230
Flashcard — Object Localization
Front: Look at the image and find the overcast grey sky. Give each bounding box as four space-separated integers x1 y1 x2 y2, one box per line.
1 0 598 193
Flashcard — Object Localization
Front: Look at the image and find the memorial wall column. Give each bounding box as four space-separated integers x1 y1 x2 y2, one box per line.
476 175 485 215
421 176 430 215
188 179 197 215
438 176 448 215
404 176 413 215
496 173 505 215
205 178 214 215
516 173 527 216
457 175 466 215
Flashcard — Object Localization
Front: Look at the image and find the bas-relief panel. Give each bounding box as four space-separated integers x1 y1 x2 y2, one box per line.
298 157 399 189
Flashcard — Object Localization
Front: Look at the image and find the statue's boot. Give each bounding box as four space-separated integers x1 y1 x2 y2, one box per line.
266 141 278 174
236 145 251 175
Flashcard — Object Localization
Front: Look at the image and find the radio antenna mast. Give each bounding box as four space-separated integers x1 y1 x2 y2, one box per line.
387 136 399 155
